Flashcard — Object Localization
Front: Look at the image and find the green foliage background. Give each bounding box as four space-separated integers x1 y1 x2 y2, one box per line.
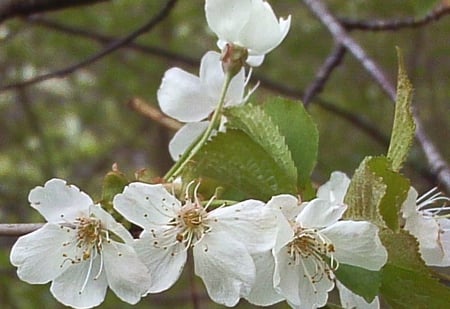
0 0 449 308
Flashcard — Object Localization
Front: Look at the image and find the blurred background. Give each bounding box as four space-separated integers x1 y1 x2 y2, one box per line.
0 0 449 307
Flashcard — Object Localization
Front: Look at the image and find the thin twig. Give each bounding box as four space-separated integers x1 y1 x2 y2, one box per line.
0 0 109 24
301 0 450 193
302 43 346 106
0 0 179 93
29 16 199 67
127 97 182 131
340 4 450 31
0 223 44 236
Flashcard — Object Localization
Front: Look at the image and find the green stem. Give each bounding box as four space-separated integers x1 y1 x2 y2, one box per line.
164 71 233 181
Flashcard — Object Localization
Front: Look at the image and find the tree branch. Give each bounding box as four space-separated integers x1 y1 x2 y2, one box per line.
0 223 44 236
301 0 450 193
339 4 450 31
302 43 346 106
0 0 109 24
0 0 179 92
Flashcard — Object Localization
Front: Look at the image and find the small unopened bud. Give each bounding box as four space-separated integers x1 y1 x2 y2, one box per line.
220 43 248 77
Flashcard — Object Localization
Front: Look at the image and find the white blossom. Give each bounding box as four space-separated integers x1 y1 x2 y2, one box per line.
205 0 291 66
401 187 450 266
247 172 387 309
113 182 278 306
157 51 246 160
10 179 151 309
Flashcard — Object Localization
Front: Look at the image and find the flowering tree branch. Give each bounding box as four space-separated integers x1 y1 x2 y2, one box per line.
0 5 439 190
0 0 179 92
339 3 450 31
0 0 109 24
301 0 450 193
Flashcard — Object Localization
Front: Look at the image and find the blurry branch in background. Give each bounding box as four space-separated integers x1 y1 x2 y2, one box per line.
127 97 182 131
28 16 199 67
0 0 109 24
339 3 450 31
0 224 44 236
302 0 450 194
302 43 346 106
0 0 179 92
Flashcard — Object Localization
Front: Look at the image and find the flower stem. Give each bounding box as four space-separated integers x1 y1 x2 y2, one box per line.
164 71 233 181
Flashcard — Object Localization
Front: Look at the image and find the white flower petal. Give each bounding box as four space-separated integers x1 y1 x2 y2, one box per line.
274 250 334 309
246 251 284 306
10 224 75 284
28 178 92 223
401 187 450 266
90 204 133 243
337 281 380 309
134 231 187 293
436 218 450 266
200 51 227 98
316 171 351 204
113 182 181 229
266 194 301 220
168 121 210 161
246 54 265 67
273 250 301 306
102 242 151 304
50 256 108 309
322 221 388 270
194 231 255 306
296 199 347 228
209 199 277 253
205 0 252 44
238 0 291 54
199 51 245 107
157 67 213 122
400 187 419 216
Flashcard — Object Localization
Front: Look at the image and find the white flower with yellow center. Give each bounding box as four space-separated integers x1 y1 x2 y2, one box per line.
113 182 278 306
10 179 151 309
246 172 387 309
401 187 450 266
205 0 291 66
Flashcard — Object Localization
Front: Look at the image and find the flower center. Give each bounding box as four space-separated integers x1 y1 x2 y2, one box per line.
287 225 337 284
60 216 109 294
175 201 210 247
76 217 104 260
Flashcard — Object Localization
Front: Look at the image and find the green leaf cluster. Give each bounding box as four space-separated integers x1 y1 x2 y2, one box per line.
184 98 318 201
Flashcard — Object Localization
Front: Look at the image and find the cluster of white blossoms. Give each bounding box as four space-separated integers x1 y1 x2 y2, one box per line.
8 1 450 309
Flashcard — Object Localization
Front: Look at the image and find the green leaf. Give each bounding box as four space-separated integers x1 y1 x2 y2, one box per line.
334 263 382 303
387 48 415 172
343 157 386 226
380 230 450 308
344 156 410 230
188 130 297 200
225 103 297 184
368 157 410 231
263 97 319 191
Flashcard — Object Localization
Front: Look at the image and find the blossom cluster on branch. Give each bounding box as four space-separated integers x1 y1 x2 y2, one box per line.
6 0 450 308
